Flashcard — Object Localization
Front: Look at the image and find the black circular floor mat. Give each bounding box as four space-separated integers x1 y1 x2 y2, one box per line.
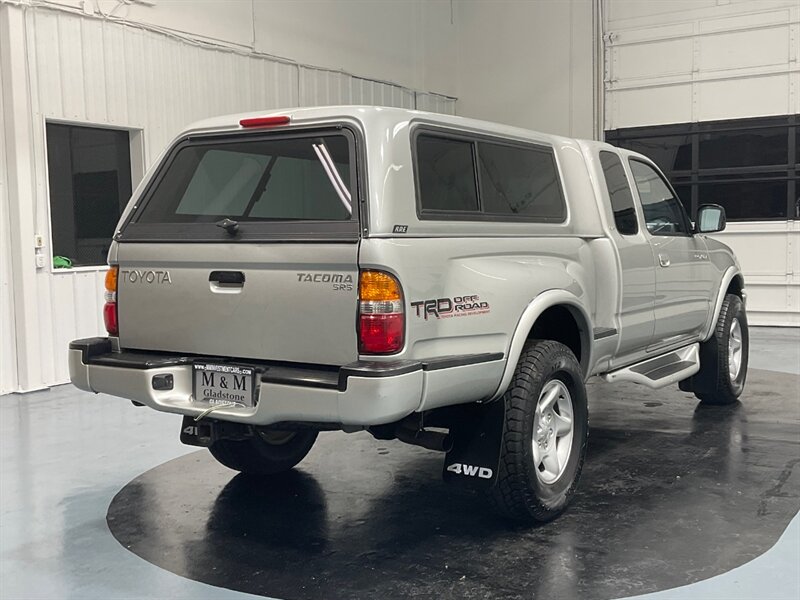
108 368 800 599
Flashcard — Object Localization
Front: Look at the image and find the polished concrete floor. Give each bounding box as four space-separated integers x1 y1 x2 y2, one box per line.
1 327 799 599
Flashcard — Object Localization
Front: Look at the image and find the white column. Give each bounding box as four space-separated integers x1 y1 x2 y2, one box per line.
0 4 45 392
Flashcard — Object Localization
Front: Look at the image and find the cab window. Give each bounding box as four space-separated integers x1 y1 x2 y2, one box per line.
599 151 638 235
629 160 690 236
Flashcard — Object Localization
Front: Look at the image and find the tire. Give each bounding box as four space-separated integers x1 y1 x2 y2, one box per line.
488 340 589 523
209 428 318 475
693 293 749 405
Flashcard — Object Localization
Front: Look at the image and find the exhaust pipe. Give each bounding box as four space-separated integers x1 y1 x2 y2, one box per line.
395 425 453 452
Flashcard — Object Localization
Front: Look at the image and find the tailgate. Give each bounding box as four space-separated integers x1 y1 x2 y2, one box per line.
114 124 361 366
116 243 358 365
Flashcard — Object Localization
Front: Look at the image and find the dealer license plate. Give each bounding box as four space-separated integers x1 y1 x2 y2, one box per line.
192 363 256 408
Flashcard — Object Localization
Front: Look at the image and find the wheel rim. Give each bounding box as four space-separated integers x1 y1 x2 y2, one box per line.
728 318 743 382
532 379 574 485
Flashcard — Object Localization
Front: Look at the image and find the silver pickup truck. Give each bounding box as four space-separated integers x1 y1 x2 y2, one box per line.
69 107 748 523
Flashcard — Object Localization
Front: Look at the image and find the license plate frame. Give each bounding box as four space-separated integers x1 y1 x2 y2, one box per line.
192 362 257 408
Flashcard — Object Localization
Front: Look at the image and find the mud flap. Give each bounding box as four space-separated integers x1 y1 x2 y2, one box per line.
442 399 505 490
679 336 718 395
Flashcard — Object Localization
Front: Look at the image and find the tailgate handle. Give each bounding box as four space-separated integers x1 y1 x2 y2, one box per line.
209 271 245 285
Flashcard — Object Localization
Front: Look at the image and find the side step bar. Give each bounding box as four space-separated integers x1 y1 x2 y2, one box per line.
603 343 700 389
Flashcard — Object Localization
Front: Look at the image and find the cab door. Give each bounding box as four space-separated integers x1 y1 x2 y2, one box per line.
628 159 714 346
597 151 656 356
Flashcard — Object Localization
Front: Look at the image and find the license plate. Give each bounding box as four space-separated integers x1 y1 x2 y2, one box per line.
192 363 256 408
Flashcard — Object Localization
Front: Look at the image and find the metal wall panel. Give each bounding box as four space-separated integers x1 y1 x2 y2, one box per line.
712 222 800 327
605 1 798 129
297 67 418 109
2 4 457 392
415 92 457 115
0 54 18 394
605 0 800 326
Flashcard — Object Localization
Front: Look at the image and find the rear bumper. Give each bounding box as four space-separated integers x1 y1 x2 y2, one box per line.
68 338 503 427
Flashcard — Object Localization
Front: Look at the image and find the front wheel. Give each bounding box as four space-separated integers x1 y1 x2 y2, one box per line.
209 428 318 475
690 293 749 405
488 340 589 523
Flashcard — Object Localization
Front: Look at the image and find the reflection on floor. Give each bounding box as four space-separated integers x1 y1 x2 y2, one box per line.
1 327 798 600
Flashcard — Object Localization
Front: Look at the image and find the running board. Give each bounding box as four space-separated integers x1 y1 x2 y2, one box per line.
603 344 700 389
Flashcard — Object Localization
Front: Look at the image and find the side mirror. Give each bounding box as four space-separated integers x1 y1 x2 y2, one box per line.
696 204 726 234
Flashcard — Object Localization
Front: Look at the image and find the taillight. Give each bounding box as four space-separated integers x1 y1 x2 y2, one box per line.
358 270 404 354
104 266 119 336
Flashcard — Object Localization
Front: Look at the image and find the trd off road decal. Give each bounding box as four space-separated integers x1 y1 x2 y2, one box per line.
410 295 490 320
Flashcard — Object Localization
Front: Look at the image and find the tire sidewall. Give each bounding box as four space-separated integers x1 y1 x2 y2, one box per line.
521 347 588 510
718 295 749 398
251 428 318 464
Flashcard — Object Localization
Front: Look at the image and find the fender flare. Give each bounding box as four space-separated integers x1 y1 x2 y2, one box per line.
490 290 593 401
703 267 745 341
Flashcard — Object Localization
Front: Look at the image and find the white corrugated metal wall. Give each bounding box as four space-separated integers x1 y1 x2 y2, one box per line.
604 0 800 326
0 48 18 395
0 3 456 394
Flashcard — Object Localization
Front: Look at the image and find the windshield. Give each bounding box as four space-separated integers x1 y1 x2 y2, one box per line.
136 133 353 223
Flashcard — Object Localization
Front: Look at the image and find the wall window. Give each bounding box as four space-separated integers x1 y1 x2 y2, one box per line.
415 131 566 221
46 123 132 267
599 151 638 235
606 115 799 222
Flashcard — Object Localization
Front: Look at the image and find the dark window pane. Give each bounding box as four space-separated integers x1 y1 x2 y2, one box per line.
46 123 132 267
616 136 691 173
139 135 352 223
599 151 638 235
416 135 478 212
697 180 788 220
477 142 565 220
699 128 787 168
629 160 690 235
607 116 795 222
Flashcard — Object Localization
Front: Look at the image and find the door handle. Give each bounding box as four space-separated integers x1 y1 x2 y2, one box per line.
209 271 245 285
658 253 671 268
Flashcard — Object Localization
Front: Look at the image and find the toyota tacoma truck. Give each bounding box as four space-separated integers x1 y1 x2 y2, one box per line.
69 106 748 523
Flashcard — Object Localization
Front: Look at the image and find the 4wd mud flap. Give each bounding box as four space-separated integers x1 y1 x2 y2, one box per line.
442 399 505 490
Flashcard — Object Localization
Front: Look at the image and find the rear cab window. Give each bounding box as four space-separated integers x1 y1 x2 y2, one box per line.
120 128 359 242
414 129 566 222
598 151 638 235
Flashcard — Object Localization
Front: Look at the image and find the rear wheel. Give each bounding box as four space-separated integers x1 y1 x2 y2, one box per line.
209 428 318 475
488 340 589 523
693 294 749 405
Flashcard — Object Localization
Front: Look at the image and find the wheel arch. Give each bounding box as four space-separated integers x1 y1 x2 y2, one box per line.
703 268 746 341
491 290 593 401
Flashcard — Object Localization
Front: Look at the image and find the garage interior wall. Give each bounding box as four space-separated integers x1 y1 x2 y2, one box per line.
605 0 800 326
0 1 457 394
0 51 18 397
423 0 595 138
0 0 597 394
